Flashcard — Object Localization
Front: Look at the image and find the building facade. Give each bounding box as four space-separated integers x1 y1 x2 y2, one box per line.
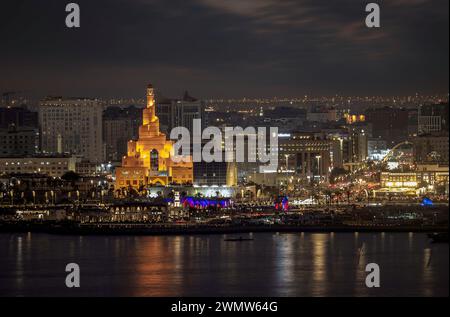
365 107 409 146
103 106 142 162
156 91 205 135
378 164 449 196
278 132 332 180
0 106 38 130
0 155 79 177
368 138 388 161
412 133 449 164
0 125 39 157
346 125 369 164
193 161 228 186
418 103 449 134
306 107 338 123
39 97 104 163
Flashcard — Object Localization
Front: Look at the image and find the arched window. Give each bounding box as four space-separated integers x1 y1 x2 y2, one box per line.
150 149 159 172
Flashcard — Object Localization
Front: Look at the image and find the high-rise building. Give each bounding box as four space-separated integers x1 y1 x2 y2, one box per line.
156 91 205 135
347 125 368 163
407 109 419 137
115 85 193 189
39 97 104 163
365 107 409 146
103 106 142 162
321 126 368 167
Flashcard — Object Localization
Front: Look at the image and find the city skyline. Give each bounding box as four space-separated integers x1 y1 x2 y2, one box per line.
0 0 449 99
0 0 448 301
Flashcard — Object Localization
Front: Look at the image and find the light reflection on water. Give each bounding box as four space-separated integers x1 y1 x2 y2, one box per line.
0 232 448 297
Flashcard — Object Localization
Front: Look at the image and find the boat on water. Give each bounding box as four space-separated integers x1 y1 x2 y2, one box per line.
428 232 449 243
224 236 254 242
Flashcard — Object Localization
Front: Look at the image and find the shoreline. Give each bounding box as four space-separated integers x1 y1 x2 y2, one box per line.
0 222 447 236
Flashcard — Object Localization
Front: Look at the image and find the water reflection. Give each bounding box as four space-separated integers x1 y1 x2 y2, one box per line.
0 232 447 297
131 237 183 296
273 234 294 296
15 236 24 290
422 247 434 297
311 234 328 296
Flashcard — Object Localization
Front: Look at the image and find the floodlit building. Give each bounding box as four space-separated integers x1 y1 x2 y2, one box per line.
115 85 193 188
377 164 449 196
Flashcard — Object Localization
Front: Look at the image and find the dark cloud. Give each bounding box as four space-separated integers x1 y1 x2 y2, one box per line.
0 0 448 98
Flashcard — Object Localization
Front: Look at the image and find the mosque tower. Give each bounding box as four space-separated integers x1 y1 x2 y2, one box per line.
115 84 193 189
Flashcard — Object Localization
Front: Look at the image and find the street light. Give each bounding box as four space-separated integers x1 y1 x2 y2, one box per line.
285 154 290 171
315 155 322 181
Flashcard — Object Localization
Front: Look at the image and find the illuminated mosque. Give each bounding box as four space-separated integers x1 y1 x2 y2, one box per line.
115 84 193 188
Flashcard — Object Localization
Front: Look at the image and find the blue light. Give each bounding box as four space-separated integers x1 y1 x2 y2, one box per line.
421 197 433 206
181 196 230 209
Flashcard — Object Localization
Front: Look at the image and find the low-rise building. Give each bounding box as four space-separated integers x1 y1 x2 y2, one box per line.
378 164 449 196
0 155 80 177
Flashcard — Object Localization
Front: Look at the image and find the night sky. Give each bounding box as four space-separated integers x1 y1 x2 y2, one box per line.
0 0 448 98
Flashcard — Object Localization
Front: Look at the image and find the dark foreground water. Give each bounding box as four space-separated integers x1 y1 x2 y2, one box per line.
0 232 448 297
